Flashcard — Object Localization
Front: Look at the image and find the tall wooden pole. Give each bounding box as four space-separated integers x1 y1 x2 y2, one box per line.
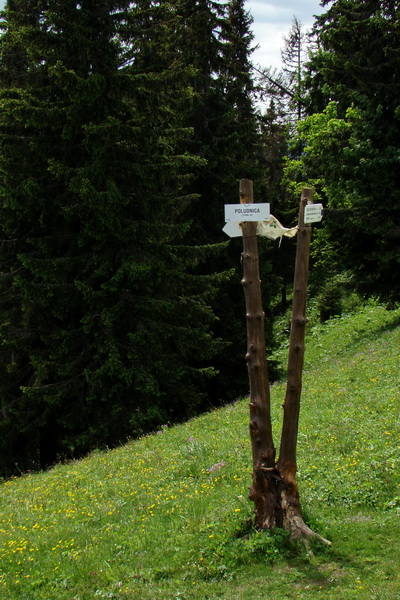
240 179 276 529
275 187 331 543
277 188 313 480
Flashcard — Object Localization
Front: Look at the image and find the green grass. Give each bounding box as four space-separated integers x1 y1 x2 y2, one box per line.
1 302 399 599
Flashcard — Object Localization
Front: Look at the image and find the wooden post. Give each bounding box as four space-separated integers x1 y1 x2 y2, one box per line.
277 188 313 481
240 179 276 529
274 187 331 544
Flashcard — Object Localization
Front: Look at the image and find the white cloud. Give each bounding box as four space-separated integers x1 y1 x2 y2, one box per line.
248 0 322 23
247 0 324 69
247 2 294 24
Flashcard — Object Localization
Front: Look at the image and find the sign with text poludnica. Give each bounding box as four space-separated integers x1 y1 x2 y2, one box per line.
224 203 270 222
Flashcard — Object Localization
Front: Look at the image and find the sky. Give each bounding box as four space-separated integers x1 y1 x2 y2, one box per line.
0 0 325 71
246 0 325 69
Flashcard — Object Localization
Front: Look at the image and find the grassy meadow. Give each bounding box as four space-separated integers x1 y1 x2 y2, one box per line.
0 302 399 599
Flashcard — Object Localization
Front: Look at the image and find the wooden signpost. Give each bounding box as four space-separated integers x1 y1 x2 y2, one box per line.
227 179 329 543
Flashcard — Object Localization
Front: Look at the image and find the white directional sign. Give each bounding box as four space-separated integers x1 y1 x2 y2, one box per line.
224 203 270 223
222 221 243 237
304 203 324 224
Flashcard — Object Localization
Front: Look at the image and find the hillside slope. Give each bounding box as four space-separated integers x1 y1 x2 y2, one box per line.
0 303 399 599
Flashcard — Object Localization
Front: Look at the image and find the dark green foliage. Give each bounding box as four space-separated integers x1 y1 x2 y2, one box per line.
317 278 343 322
0 0 289 476
171 0 274 402
300 0 400 301
0 0 225 474
308 0 400 115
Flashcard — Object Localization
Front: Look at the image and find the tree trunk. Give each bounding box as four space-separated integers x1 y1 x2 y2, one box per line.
275 187 320 540
240 179 278 529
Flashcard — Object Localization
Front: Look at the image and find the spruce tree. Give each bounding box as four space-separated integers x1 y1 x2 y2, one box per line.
255 17 311 126
281 17 308 121
0 0 222 474
172 0 273 402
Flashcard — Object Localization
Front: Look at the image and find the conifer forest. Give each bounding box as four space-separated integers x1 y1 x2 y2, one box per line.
0 0 399 475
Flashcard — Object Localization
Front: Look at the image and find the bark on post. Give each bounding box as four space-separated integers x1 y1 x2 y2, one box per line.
275 187 319 539
239 179 277 529
278 188 312 472
274 188 329 543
